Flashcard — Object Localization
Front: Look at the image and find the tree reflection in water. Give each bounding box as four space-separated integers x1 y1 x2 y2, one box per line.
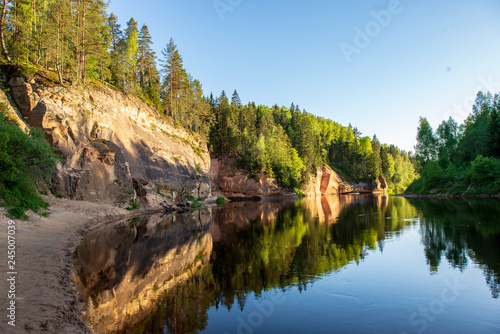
74 196 500 334
413 198 500 298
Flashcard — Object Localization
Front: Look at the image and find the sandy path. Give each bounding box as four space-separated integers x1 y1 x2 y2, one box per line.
0 196 158 333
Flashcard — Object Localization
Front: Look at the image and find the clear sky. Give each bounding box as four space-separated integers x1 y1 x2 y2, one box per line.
108 0 500 152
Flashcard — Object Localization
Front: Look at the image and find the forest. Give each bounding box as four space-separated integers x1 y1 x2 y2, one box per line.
0 0 416 196
409 91 500 195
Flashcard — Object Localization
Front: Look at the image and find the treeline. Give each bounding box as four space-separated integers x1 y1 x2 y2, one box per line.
409 91 500 195
0 1 416 192
0 1 212 136
208 91 415 192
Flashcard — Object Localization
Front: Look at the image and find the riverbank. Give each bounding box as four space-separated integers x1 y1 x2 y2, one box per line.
0 196 164 334
393 193 500 199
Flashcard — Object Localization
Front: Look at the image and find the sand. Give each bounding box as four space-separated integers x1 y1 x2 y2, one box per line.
0 196 159 334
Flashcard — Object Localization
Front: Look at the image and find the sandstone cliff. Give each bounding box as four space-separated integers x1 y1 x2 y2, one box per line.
304 165 387 196
3 71 211 207
210 155 387 199
210 155 295 200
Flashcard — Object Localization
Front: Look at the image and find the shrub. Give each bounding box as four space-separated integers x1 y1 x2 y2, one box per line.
422 161 444 188
467 155 500 186
191 199 202 208
216 197 228 206
192 146 202 157
0 107 59 219
126 201 141 211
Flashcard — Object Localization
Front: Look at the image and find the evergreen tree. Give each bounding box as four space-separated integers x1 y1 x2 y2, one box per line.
124 18 138 92
137 24 161 108
415 117 437 166
161 38 188 121
107 13 122 52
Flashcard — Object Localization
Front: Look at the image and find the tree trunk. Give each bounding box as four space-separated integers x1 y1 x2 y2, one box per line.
0 0 11 61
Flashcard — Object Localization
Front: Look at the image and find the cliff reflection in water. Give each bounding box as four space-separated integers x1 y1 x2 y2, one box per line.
73 195 500 334
121 194 420 334
72 209 213 334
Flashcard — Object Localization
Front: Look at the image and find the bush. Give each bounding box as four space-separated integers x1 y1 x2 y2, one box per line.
126 201 141 211
216 197 228 206
0 107 59 218
191 199 202 208
422 161 444 189
467 155 500 186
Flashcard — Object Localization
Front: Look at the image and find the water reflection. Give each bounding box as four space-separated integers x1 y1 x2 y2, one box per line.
73 209 212 333
410 198 500 298
73 196 500 334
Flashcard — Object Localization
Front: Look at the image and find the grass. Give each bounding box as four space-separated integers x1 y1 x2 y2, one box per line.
192 146 203 158
126 201 141 211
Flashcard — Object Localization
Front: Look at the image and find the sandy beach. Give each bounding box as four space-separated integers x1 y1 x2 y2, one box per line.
0 196 160 334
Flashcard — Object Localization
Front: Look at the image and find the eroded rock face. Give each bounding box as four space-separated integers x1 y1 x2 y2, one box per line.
6 75 211 207
303 165 387 196
303 165 353 196
350 175 388 194
210 155 295 200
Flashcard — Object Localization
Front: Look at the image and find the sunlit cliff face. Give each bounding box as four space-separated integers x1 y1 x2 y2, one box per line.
72 209 213 334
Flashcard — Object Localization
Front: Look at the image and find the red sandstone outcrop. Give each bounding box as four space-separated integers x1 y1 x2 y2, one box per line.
303 166 387 196
210 155 295 200
303 165 353 196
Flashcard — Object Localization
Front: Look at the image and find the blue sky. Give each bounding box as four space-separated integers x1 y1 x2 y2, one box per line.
108 0 500 152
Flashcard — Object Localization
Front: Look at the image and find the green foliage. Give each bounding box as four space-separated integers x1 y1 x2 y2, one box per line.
415 117 437 165
216 197 228 206
208 96 414 192
126 201 141 211
0 107 59 218
191 199 202 208
408 91 500 195
193 147 202 158
128 217 140 227
467 156 500 186
2 2 417 193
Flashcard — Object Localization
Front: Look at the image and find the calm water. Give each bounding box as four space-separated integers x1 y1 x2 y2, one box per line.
73 195 500 334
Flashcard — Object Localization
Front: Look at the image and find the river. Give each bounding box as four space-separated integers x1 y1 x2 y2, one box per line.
73 195 500 334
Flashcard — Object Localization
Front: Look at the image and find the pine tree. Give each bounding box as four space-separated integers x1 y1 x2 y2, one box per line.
123 17 138 92
46 0 72 83
160 38 188 121
0 0 11 61
107 13 122 52
137 24 161 107
108 14 126 89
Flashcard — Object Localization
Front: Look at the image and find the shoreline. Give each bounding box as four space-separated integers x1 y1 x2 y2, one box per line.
392 193 500 199
0 196 163 334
